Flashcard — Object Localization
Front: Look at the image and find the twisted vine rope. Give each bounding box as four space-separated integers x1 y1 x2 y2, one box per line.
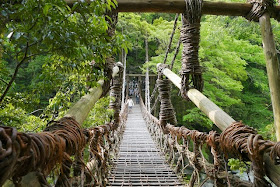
180 0 203 99
110 62 124 124
0 117 86 186
157 65 177 131
150 14 180 113
0 105 128 186
246 0 275 21
140 97 280 186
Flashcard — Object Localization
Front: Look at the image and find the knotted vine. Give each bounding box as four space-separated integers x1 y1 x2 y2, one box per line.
180 0 203 99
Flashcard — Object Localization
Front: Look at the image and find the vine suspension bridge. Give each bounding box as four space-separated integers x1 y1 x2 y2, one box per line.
1 0 280 186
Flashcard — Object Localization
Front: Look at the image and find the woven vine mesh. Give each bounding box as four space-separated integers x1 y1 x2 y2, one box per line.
0 102 128 186
140 95 280 187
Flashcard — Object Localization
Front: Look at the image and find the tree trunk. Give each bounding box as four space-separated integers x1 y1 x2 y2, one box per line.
259 13 280 141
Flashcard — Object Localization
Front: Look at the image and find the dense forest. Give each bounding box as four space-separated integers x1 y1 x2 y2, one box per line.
0 0 279 142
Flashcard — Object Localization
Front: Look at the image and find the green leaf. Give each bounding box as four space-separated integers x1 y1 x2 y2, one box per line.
43 3 52 15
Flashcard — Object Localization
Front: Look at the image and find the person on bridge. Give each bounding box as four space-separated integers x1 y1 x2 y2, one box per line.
127 97 134 112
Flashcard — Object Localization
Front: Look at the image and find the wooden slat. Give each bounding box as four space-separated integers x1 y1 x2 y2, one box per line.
107 105 184 186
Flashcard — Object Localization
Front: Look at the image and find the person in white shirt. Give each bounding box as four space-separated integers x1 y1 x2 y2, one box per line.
127 97 134 112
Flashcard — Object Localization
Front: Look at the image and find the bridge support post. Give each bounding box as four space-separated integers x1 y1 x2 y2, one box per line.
259 13 280 141
145 37 151 112
157 65 177 130
121 52 127 108
110 62 124 124
145 67 151 112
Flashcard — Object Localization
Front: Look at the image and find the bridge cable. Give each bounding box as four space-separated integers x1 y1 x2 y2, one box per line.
163 14 179 65
151 38 181 113
150 14 180 113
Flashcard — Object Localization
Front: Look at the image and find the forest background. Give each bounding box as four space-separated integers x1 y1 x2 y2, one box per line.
0 0 279 141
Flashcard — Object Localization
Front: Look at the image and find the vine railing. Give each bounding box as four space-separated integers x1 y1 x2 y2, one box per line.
139 63 280 186
85 103 127 186
0 62 127 186
140 95 280 186
0 104 127 186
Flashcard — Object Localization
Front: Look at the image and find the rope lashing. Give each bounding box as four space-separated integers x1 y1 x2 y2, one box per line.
220 122 276 186
85 105 128 186
0 117 86 186
157 64 177 131
109 62 124 124
150 15 180 113
246 0 275 21
180 0 203 99
0 102 128 186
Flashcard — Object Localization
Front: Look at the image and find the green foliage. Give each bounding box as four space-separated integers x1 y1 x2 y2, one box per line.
117 13 161 73
84 96 114 127
0 0 126 130
0 102 44 132
228 158 249 174
1 0 117 61
0 0 123 105
258 123 276 141
183 108 213 130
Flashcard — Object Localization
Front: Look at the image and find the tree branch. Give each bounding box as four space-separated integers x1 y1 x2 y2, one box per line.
0 78 8 85
0 42 29 104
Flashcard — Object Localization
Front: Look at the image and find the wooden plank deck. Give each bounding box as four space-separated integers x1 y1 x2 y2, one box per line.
108 104 185 186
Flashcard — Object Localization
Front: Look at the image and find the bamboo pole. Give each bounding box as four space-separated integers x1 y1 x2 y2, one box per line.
65 65 120 125
157 63 280 186
259 13 280 141
64 80 103 124
158 65 234 131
